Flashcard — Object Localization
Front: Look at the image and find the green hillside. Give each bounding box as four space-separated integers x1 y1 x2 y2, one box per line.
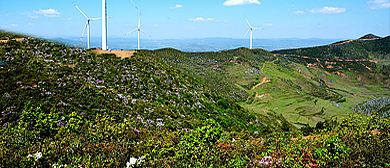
272 35 390 62
139 44 389 128
0 34 285 133
1 31 389 167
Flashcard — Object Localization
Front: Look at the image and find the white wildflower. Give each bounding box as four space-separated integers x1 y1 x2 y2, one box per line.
156 121 164 127
127 157 138 168
126 156 146 167
52 163 67 168
27 151 42 161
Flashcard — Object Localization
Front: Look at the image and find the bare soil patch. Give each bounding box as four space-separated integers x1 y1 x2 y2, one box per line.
0 38 28 43
91 48 135 58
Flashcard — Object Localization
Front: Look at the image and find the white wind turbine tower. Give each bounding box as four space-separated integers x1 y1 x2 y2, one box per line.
124 14 152 50
242 16 259 49
73 2 101 49
102 0 108 51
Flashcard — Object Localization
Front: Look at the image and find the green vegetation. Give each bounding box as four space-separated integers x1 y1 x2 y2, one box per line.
0 31 389 167
272 35 390 78
273 35 390 60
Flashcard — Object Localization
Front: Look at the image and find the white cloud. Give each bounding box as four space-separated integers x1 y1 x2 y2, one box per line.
223 0 261 6
11 24 18 27
170 4 182 9
153 24 159 27
310 7 346 14
24 12 39 18
67 17 73 20
28 15 39 18
263 23 273 26
28 23 34 26
34 9 61 17
189 17 217 22
368 0 390 9
292 10 306 14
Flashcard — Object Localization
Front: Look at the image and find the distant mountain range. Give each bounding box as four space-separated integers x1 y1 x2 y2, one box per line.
51 37 341 52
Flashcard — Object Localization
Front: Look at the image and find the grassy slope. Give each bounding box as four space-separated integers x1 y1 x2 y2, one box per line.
0 32 288 134
142 42 390 128
266 36 390 127
240 59 388 128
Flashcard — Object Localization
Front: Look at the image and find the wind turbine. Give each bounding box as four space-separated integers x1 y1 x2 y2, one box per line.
124 14 151 50
242 16 259 49
73 2 101 49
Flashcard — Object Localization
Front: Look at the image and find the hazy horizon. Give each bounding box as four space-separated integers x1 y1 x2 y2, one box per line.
49 35 346 52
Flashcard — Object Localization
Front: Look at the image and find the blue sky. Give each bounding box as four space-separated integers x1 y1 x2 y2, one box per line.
0 0 389 39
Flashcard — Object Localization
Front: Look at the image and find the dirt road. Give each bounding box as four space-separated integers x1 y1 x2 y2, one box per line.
91 48 135 58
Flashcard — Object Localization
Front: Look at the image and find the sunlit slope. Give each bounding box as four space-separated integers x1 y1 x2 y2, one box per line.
2 30 388 131
145 46 390 128
0 34 282 133
237 57 388 128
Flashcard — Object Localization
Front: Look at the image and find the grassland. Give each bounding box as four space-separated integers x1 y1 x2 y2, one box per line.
143 44 389 129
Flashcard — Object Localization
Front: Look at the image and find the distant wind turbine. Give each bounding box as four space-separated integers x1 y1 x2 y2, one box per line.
242 16 259 49
73 2 101 49
124 14 152 50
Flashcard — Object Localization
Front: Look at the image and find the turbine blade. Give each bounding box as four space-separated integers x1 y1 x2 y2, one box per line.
72 2 88 19
242 28 250 39
81 22 88 41
90 17 102 20
130 0 142 15
90 16 112 21
140 29 152 38
124 29 138 36
245 16 252 28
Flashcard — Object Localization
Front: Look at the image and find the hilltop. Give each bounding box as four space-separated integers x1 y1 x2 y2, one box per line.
0 31 389 167
272 34 389 60
359 34 382 40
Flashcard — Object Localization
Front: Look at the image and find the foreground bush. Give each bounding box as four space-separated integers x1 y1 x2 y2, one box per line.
1 113 389 167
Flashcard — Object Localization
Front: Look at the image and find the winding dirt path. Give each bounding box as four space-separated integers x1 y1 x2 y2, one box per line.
261 57 279 73
251 77 271 91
